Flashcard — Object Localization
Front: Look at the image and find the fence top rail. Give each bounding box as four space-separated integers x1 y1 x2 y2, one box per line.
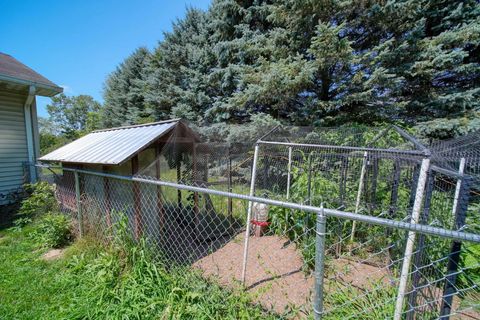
392 125 430 154
256 140 427 156
37 163 480 244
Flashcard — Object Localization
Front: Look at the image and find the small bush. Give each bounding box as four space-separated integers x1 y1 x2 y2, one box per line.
18 182 56 221
31 213 72 248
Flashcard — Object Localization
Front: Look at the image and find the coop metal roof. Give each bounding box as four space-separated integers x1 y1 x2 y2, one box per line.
39 120 180 165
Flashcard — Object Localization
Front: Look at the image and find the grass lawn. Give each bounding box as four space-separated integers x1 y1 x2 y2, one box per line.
0 224 278 319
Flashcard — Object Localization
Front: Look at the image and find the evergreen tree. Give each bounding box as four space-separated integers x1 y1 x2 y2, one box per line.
101 0 480 138
144 8 216 122
103 47 151 127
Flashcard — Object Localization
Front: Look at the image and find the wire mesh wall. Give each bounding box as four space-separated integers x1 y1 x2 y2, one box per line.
36 125 480 319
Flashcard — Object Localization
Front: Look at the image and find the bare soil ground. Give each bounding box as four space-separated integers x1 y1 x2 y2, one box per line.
326 257 392 288
194 234 393 316
194 234 313 315
41 248 65 261
194 234 479 318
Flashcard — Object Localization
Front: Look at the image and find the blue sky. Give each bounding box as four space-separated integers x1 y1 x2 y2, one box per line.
0 0 211 117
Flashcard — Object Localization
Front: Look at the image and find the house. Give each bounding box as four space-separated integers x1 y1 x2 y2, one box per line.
0 52 63 205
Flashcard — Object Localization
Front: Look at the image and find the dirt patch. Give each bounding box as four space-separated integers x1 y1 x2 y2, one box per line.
326 257 392 289
194 234 392 316
194 234 313 315
41 248 65 261
194 234 479 318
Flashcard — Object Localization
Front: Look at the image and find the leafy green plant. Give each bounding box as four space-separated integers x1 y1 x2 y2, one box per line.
16 182 57 227
31 213 72 248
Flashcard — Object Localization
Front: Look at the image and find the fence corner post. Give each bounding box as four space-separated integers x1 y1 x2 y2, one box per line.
314 204 326 320
394 156 430 320
74 170 83 237
241 144 260 285
440 167 471 319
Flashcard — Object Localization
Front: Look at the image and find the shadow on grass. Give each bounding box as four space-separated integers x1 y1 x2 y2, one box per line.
0 203 20 231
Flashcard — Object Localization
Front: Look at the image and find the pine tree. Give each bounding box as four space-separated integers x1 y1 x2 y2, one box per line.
366 0 480 137
145 8 216 122
103 47 151 127
101 0 479 138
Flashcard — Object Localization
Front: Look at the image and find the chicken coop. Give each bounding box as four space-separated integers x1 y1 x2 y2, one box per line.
39 119 239 261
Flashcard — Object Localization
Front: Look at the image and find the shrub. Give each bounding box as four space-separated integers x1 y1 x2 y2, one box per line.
31 213 72 248
17 182 56 221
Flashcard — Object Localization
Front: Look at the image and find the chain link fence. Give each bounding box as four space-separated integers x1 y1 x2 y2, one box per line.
36 125 480 319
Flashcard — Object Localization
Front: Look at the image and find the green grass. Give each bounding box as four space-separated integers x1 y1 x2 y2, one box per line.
0 225 277 319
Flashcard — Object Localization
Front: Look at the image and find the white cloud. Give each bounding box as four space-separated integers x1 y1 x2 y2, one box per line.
60 84 74 94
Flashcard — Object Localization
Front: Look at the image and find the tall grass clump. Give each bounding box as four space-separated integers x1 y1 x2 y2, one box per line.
61 213 276 319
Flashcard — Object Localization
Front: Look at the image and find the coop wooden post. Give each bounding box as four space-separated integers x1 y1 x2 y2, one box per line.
451 158 466 216
350 151 368 242
305 152 315 242
74 170 83 237
132 155 142 240
286 146 293 199
370 157 379 213
307 153 313 205
314 205 326 320
386 160 402 257
155 144 164 232
339 156 349 206
227 147 233 221
389 160 401 220
241 144 260 285
394 157 430 320
103 165 112 230
176 150 182 209
192 143 199 231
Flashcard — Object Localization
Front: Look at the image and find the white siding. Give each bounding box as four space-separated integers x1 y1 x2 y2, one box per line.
0 89 28 204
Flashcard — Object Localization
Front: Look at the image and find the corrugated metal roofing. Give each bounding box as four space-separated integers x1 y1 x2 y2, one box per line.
39 120 179 165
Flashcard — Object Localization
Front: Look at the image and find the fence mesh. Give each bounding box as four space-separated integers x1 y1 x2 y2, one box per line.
37 125 480 319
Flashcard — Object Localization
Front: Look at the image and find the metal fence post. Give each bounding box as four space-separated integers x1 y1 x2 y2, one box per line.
350 151 368 242
241 144 260 285
74 170 83 237
286 146 293 199
314 205 326 320
339 156 349 206
451 158 466 217
394 157 430 320
440 165 470 319
406 169 435 320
